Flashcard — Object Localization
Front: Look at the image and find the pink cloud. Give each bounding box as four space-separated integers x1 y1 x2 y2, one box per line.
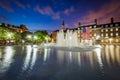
52 12 60 19
76 0 120 25
35 5 53 15
35 5 60 20
15 0 26 9
0 16 10 22
64 6 74 15
0 0 13 12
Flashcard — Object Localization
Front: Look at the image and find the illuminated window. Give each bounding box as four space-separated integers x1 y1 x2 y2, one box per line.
110 29 113 31
111 33 113 36
101 29 103 32
105 25 108 27
106 29 108 32
116 28 118 31
110 24 113 27
116 33 118 36
94 25 96 28
106 33 108 37
101 34 103 37
94 33 96 36
115 24 119 27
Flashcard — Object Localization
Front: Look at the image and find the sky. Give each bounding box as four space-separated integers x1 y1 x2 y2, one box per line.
0 0 120 32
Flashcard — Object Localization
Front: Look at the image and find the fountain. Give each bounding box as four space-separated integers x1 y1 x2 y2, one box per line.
56 29 78 47
39 28 101 52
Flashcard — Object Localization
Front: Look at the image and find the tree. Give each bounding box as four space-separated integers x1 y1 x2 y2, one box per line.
33 30 50 43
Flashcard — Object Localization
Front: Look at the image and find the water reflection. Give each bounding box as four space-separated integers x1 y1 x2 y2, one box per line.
102 45 120 67
95 48 103 68
43 48 50 63
0 46 15 73
22 45 38 71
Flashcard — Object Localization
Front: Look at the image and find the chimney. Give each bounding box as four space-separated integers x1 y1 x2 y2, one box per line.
94 19 97 25
111 17 114 23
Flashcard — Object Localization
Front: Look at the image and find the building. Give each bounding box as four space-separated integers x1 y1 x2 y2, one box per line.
51 18 120 44
0 22 29 33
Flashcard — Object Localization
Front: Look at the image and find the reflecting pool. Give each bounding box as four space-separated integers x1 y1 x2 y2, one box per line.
0 45 120 80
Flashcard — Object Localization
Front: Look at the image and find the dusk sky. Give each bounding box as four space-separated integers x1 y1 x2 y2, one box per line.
0 0 120 32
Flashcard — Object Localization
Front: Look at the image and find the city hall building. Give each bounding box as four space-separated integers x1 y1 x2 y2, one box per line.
51 18 120 44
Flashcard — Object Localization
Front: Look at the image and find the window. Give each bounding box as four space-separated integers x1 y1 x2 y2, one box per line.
94 25 96 28
94 33 96 36
111 33 113 36
110 24 113 27
116 33 118 36
101 34 103 37
115 24 119 27
106 33 108 37
106 29 108 32
116 28 118 31
101 29 103 32
110 29 113 31
105 25 108 27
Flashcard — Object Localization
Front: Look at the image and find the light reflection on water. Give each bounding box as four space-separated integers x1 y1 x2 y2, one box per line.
0 46 15 73
0 45 120 80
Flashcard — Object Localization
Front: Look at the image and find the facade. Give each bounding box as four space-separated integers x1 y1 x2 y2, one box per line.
51 18 120 44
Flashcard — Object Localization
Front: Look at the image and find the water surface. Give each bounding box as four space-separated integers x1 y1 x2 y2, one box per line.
0 45 120 80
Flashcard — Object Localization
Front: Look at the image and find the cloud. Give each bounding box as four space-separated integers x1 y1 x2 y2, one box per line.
76 0 120 25
52 12 60 19
0 16 10 22
64 6 74 15
34 5 60 20
0 0 13 12
15 0 26 9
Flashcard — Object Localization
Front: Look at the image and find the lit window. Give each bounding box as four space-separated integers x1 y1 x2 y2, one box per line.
94 25 96 28
106 33 108 37
116 33 118 36
106 29 108 32
101 34 103 37
115 24 119 27
110 24 113 27
105 25 108 27
101 25 103 28
116 28 118 31
111 29 113 31
94 34 96 36
111 33 113 36
101 29 103 32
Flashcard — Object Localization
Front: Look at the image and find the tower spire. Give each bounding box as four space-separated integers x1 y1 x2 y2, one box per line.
62 20 65 30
